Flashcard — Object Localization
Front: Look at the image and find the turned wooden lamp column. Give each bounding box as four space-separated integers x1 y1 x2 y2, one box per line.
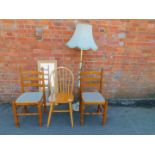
66 23 98 111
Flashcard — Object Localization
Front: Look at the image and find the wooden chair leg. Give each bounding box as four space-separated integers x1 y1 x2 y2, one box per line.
102 101 108 126
79 101 82 114
24 106 28 113
69 102 74 128
97 105 101 113
38 103 42 127
12 101 19 128
43 94 47 112
80 102 84 126
47 102 54 127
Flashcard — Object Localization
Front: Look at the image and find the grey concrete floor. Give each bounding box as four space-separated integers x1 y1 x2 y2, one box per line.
0 103 155 135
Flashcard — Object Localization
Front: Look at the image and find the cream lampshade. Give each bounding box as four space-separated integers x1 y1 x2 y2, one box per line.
66 23 97 51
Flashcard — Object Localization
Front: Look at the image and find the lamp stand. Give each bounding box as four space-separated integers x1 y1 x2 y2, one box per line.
72 49 83 111
79 49 83 82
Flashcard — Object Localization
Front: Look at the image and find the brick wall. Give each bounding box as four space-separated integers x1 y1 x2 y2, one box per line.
0 19 155 103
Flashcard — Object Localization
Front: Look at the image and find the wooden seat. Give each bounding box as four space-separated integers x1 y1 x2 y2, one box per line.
47 67 74 128
80 70 108 126
12 67 46 127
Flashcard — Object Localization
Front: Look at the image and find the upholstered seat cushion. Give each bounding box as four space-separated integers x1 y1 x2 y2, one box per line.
82 92 105 103
16 92 43 103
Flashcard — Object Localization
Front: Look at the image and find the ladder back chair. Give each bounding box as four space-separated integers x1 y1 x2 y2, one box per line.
12 67 46 127
80 69 108 126
47 67 74 128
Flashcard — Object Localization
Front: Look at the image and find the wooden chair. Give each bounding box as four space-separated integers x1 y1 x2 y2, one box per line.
80 69 108 126
12 67 46 127
47 67 74 128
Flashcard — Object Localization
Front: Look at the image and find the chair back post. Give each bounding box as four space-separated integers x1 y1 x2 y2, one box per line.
40 67 46 94
40 67 46 109
100 68 103 93
20 66 24 93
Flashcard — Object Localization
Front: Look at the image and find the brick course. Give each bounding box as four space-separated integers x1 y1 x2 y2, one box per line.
0 19 155 103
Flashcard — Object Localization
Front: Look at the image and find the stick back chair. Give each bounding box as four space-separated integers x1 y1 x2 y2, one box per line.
12 67 46 127
47 67 74 128
80 69 108 126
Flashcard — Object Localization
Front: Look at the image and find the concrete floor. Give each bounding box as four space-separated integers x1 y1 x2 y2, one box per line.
0 103 155 135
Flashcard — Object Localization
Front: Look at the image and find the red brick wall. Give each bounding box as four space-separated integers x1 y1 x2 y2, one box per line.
1 19 155 103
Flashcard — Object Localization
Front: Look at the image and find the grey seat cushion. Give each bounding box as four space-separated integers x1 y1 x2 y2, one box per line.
82 92 105 103
16 92 43 103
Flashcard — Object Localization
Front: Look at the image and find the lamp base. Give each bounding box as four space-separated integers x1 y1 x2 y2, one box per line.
72 101 80 111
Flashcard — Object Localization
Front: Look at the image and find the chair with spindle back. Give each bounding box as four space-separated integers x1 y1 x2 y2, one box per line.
47 67 74 128
80 69 108 126
12 67 46 127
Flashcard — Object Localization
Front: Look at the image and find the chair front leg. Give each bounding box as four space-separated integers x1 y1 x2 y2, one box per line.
38 103 42 127
80 102 84 126
43 94 47 112
79 101 82 114
102 101 108 126
47 102 54 127
12 101 19 128
97 105 101 113
69 102 74 128
24 106 28 113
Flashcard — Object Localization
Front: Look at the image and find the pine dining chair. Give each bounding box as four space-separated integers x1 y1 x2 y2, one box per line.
47 67 74 128
12 67 46 127
80 69 108 126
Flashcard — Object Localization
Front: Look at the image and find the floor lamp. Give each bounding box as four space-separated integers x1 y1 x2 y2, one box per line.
66 23 98 111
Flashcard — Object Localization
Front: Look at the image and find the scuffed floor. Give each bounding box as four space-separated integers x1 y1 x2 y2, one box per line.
0 103 155 135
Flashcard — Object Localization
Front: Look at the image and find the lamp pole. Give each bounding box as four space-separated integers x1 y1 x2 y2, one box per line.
73 49 83 112
79 49 83 85
80 49 83 68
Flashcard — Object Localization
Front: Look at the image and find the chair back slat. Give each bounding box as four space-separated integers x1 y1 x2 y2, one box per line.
80 83 100 88
21 71 44 75
80 71 101 76
22 77 44 81
80 77 101 81
23 83 44 87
